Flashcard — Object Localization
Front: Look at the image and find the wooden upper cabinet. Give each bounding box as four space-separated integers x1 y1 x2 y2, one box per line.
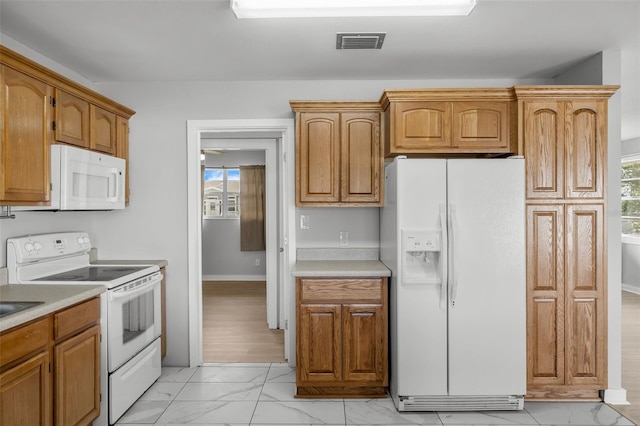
54 88 90 148
0 65 52 205
565 100 606 199
522 101 565 199
515 86 617 200
291 102 383 207
380 89 515 156
390 101 451 150
116 116 130 204
341 112 381 204
297 112 341 204
452 101 510 149
90 105 117 155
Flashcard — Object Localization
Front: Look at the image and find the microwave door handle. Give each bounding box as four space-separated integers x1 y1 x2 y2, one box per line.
109 277 160 301
107 169 122 202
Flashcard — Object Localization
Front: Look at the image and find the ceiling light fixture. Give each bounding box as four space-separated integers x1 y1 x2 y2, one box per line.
230 0 477 19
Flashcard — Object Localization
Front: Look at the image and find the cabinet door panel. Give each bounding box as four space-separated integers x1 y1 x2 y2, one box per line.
527 205 564 292
55 89 89 148
298 304 341 384
297 113 340 203
0 351 51 426
452 102 508 149
54 325 100 426
565 204 605 387
523 101 564 198
116 116 130 204
90 105 117 155
529 298 563 385
341 113 381 203
392 102 451 150
342 304 386 384
526 205 564 386
565 101 606 198
1 65 52 203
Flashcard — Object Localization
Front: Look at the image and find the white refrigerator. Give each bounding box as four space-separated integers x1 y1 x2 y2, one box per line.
380 157 526 411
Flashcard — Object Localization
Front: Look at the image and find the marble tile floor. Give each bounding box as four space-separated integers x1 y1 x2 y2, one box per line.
115 364 636 426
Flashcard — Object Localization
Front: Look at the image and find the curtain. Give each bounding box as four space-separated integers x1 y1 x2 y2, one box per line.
240 165 266 251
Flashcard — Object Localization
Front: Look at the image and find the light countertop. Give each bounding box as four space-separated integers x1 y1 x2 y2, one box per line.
0 284 105 332
292 260 391 277
292 248 390 277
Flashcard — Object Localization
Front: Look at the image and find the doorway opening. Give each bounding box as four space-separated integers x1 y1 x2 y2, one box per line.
200 147 283 363
186 119 296 368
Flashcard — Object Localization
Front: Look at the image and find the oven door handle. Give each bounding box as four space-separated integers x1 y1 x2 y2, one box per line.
109 276 161 301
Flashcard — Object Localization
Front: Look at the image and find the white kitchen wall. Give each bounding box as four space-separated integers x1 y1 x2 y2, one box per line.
201 149 267 280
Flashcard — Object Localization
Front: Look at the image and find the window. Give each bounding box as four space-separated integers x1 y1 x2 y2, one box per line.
203 168 240 219
621 155 640 236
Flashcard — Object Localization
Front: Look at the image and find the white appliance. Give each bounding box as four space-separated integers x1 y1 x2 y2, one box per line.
14 144 125 211
380 157 526 411
6 232 162 425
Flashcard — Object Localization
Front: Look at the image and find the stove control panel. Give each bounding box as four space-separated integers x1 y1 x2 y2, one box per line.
7 232 92 263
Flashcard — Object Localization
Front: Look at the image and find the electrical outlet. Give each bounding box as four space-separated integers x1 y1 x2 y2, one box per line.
339 231 349 247
255 259 260 267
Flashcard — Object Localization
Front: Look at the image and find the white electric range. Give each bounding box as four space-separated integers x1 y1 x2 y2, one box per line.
7 232 163 425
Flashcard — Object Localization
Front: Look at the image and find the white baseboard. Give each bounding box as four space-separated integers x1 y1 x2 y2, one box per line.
202 275 267 282
622 283 640 295
604 388 629 405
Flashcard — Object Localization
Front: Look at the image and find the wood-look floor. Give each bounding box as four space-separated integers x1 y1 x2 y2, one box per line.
202 281 285 363
612 291 640 424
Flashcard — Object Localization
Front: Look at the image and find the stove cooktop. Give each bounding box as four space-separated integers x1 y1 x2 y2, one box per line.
35 266 151 282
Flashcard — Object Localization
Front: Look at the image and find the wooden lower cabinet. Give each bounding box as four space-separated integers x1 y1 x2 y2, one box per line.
0 350 51 426
0 297 101 425
526 203 606 399
296 277 388 398
54 325 100 426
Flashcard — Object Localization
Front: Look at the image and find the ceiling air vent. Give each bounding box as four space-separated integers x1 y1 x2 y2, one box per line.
336 32 386 50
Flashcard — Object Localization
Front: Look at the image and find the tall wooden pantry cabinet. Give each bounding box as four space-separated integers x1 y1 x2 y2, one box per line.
515 85 618 399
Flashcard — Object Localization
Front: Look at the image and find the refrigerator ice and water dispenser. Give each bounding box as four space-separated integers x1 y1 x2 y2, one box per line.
401 229 441 285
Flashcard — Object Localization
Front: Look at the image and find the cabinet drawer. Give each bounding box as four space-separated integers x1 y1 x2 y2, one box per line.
0 318 50 367
54 297 100 341
299 278 383 303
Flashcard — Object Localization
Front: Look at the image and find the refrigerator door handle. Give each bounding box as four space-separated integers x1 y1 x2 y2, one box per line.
439 204 448 308
449 204 459 307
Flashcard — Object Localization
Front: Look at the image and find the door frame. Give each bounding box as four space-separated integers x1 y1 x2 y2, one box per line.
186 119 296 367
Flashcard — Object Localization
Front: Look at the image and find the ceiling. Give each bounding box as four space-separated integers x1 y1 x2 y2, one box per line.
1 0 638 140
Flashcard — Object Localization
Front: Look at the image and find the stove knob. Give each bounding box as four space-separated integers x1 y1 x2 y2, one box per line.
76 236 85 245
24 242 34 253
33 242 43 251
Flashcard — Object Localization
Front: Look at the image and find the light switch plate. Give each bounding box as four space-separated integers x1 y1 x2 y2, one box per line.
339 231 349 246
300 214 310 230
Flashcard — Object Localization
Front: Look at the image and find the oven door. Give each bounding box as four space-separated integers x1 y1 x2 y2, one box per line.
107 272 162 372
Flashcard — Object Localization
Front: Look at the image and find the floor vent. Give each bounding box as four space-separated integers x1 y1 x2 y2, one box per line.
336 32 386 49
397 395 525 411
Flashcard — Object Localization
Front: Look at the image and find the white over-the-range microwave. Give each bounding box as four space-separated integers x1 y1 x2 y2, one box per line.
15 144 126 211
